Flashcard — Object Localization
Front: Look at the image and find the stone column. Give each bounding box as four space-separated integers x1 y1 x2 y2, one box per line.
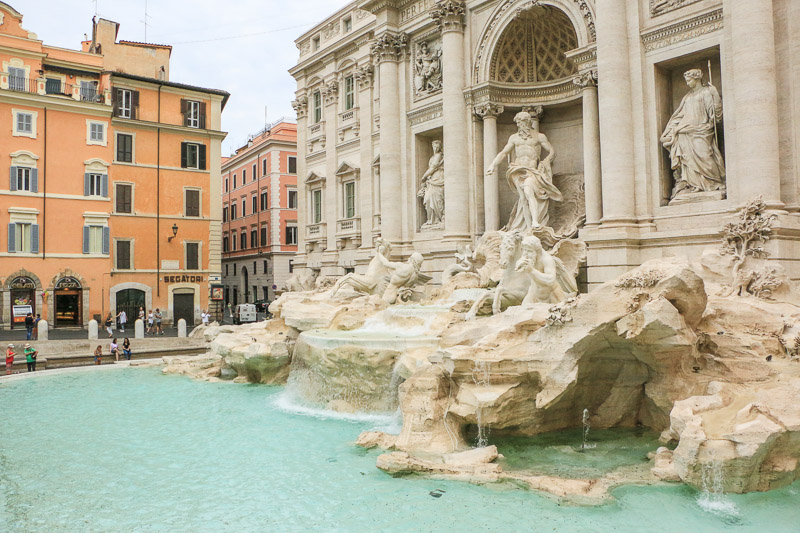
432 1 470 239
322 79 339 252
595 0 635 223
730 0 781 205
474 103 504 232
291 94 309 255
355 63 375 246
371 32 407 243
574 70 602 226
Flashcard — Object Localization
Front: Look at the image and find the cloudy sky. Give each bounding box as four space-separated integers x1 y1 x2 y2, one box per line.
22 0 351 155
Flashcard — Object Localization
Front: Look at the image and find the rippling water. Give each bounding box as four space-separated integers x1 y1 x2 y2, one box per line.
1 368 799 532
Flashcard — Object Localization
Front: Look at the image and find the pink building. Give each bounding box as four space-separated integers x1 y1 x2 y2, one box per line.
221 120 297 306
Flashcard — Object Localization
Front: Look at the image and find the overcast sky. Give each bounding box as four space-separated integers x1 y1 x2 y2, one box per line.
22 0 352 155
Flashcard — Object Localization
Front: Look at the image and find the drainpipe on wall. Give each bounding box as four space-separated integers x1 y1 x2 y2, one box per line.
156 85 162 298
42 107 47 261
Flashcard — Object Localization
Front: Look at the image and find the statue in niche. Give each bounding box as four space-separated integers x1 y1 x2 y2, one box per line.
414 41 442 96
514 235 578 304
487 110 562 232
331 238 393 297
378 252 432 304
418 140 445 228
660 68 726 201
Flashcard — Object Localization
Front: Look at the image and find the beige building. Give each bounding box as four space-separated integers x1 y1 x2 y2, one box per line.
290 0 800 288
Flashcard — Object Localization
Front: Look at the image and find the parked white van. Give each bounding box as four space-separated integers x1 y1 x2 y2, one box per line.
233 303 257 324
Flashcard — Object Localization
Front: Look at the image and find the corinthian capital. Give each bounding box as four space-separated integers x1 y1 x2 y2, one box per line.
473 103 504 119
322 80 339 105
573 70 598 89
291 95 308 118
354 63 375 89
430 0 466 34
371 32 408 64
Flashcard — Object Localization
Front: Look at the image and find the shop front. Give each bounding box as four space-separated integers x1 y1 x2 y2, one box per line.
9 276 36 330
54 276 82 327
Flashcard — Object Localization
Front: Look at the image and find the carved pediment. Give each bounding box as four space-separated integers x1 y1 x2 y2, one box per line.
306 170 326 185
335 161 360 178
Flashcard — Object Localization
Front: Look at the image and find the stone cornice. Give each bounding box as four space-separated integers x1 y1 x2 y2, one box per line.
430 0 466 34
370 31 409 63
464 79 581 108
640 8 723 53
407 102 443 127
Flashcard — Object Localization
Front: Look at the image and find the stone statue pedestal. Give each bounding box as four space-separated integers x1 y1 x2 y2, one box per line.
669 190 726 206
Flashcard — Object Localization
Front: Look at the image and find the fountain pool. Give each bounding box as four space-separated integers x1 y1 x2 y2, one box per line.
2 368 799 532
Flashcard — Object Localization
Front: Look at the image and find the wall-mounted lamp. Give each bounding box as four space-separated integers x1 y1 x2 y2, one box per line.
168 223 179 242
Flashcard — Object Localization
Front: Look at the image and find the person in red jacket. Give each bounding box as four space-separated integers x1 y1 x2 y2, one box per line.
5 344 16 375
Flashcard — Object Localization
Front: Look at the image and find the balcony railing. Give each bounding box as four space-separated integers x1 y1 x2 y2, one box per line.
337 217 361 236
306 222 326 241
7 76 38 94
2 75 105 104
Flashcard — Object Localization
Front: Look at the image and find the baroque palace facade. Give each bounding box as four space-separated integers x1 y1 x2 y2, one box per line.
0 5 228 328
290 0 800 288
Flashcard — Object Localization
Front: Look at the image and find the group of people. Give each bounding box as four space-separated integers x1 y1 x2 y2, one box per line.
104 307 166 337
93 338 132 365
23 312 42 341
5 343 38 374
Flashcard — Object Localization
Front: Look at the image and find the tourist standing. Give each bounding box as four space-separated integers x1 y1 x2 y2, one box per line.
155 308 163 335
93 345 102 365
24 343 37 372
138 306 145 326
32 314 41 340
201 310 210 326
24 313 34 340
122 338 132 361
5 344 15 375
105 313 114 337
110 338 119 362
117 309 127 333
147 310 154 335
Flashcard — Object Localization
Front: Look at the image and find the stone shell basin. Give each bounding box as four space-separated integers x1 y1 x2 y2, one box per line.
292 327 441 413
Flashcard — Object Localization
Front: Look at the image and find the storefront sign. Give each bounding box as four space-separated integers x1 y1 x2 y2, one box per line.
12 304 32 323
55 277 82 290
210 285 223 301
10 276 35 289
163 275 204 283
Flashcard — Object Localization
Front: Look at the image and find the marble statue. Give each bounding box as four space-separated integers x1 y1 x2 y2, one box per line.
418 140 445 228
414 41 442 95
514 235 579 304
286 268 319 292
331 238 393 297
487 110 562 231
660 69 726 200
465 231 531 319
378 252 432 304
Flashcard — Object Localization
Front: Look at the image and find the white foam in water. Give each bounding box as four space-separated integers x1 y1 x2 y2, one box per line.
696 456 740 518
271 387 397 426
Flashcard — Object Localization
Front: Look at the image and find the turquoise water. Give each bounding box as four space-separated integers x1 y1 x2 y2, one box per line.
1 368 799 532
494 427 663 478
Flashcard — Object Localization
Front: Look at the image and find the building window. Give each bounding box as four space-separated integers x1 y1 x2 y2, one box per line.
243 168 247 184
260 190 268 210
288 259 294 273
286 225 298 245
262 158 267 176
233 174 237 189
223 206 228 222
253 163 257 179
312 189 322 224
231 203 237 220
288 189 298 209
115 88 138 119
115 183 132 213
86 173 105 197
344 75 355 111
185 189 201 217
223 234 229 252
186 242 199 270
250 228 257 248
8 222 37 253
240 231 247 250
312 36 320 51
80 81 98 102
14 167 32 192
231 231 237 251
288 156 297 174
183 100 205 128
264 259 271 274
241 198 246 217
87 121 106 145
313 91 322 123
260 225 268 246
225 178 229 192
252 194 258 214
16 112 33 134
343 16 352 32
116 133 133 163
8 66 26 91
116 240 132 269
263 286 269 301
234 264 237 275
181 142 206 170
344 181 356 219
83 225 109 255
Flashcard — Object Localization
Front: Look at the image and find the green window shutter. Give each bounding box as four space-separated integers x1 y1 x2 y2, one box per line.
199 144 207 170
181 143 188 168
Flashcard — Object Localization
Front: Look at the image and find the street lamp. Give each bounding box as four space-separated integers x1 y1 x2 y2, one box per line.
168 223 179 242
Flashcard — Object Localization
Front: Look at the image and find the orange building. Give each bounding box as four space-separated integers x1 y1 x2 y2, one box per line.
221 120 298 307
0 5 228 329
